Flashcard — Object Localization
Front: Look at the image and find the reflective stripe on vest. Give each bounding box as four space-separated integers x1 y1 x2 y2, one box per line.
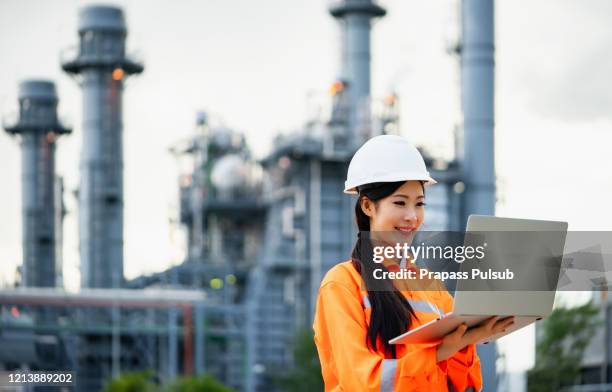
380 358 397 392
407 298 444 317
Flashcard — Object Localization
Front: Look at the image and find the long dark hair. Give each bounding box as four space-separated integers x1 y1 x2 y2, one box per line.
351 181 424 358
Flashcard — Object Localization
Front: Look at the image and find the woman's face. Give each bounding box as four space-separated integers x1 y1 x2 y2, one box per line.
361 180 425 244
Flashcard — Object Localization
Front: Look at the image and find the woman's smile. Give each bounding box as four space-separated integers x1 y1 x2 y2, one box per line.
395 226 416 232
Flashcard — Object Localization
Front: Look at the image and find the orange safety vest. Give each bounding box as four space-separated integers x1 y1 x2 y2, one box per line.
313 260 483 392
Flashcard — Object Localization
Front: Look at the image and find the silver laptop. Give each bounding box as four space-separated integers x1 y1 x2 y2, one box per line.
390 215 568 345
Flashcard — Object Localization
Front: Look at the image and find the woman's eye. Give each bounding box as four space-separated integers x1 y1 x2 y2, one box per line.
394 201 426 206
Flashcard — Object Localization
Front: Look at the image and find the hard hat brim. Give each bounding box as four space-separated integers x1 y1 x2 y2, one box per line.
344 172 437 194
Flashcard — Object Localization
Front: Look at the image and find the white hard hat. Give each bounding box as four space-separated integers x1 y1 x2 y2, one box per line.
344 135 437 194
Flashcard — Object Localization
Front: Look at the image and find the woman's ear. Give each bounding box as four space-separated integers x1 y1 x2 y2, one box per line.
360 197 374 218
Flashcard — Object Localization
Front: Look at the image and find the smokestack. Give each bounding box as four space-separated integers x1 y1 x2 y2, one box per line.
460 1 496 390
62 5 143 288
461 0 495 218
3 80 71 287
329 0 386 147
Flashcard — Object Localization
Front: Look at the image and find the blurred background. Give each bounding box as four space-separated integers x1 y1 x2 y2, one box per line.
0 0 611 391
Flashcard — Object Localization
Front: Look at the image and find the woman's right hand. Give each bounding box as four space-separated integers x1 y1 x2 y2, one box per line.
436 316 514 362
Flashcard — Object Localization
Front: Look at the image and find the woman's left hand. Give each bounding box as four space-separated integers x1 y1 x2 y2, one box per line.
436 316 514 362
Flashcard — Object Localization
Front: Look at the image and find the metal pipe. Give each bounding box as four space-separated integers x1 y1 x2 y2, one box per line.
309 160 322 322
194 304 205 375
460 1 497 390
168 307 178 381
0 287 207 307
183 304 194 375
461 0 495 219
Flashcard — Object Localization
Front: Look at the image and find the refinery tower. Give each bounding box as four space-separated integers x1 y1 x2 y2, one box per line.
62 5 143 289
3 80 71 288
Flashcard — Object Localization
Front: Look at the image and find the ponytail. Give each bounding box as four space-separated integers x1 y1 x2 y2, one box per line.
350 181 424 358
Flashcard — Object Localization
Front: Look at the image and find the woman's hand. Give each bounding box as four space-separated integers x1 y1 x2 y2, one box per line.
436 316 514 362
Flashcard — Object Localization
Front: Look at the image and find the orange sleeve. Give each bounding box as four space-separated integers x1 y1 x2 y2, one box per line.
447 344 483 391
313 281 449 391
435 290 483 391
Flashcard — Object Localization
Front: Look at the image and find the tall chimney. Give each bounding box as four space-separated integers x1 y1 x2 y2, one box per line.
62 5 143 288
460 0 496 390
461 0 495 218
329 0 386 147
3 80 71 287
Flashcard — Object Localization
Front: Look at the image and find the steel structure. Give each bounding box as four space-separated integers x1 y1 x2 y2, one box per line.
329 0 386 149
0 288 226 390
167 119 264 390
459 1 498 389
3 80 71 288
0 1 500 391
28 6 148 390
62 5 143 289
243 2 466 391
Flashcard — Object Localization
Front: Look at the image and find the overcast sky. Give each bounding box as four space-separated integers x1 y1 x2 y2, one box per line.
1 0 611 373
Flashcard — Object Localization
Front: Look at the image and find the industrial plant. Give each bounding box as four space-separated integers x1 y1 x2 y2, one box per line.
1 1 609 391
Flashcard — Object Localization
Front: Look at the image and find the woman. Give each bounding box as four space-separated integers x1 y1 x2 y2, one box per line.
313 135 513 391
